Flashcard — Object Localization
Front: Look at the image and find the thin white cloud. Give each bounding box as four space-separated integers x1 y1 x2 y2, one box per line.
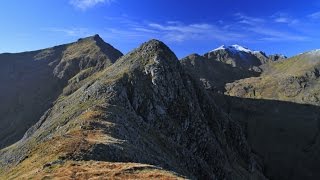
274 17 299 25
44 27 92 37
44 12 313 44
69 0 114 10
271 12 299 25
99 16 247 43
275 17 289 23
131 27 158 33
308 11 320 19
148 23 213 34
232 13 309 42
146 22 245 42
250 27 309 41
166 21 182 25
235 13 264 25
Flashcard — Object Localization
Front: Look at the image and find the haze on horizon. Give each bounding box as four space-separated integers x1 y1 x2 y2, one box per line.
0 0 320 58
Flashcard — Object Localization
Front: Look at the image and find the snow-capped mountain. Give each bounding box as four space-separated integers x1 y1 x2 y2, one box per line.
205 44 286 71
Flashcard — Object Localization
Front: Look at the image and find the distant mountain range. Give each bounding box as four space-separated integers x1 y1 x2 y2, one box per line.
0 35 319 180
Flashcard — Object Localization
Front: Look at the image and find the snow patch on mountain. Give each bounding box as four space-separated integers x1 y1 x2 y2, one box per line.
211 44 263 55
230 45 252 53
307 49 320 55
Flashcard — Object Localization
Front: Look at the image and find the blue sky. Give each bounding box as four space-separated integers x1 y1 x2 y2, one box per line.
0 0 320 58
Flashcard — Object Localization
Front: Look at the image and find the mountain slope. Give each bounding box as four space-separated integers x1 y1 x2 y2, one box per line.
179 45 320 180
180 53 259 93
0 40 266 179
0 35 123 149
221 49 320 180
225 50 320 105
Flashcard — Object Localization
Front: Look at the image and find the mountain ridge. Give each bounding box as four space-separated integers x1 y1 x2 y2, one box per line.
1 35 320 180
0 38 266 179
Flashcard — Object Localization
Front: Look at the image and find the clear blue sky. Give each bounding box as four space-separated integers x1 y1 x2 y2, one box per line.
0 0 320 58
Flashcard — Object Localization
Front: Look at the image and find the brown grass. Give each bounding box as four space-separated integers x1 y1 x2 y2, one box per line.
1 130 92 179
35 161 184 180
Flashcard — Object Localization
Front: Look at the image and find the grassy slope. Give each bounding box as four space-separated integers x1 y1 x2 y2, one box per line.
225 51 320 105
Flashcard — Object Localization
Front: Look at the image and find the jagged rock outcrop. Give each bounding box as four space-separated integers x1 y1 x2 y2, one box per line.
0 34 122 149
0 40 266 179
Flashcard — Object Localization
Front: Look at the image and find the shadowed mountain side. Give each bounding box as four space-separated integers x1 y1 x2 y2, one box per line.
0 35 123 149
212 94 320 180
180 53 259 93
0 47 66 149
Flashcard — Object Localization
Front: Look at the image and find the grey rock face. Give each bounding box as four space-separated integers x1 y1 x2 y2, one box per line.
180 53 260 93
204 49 263 70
